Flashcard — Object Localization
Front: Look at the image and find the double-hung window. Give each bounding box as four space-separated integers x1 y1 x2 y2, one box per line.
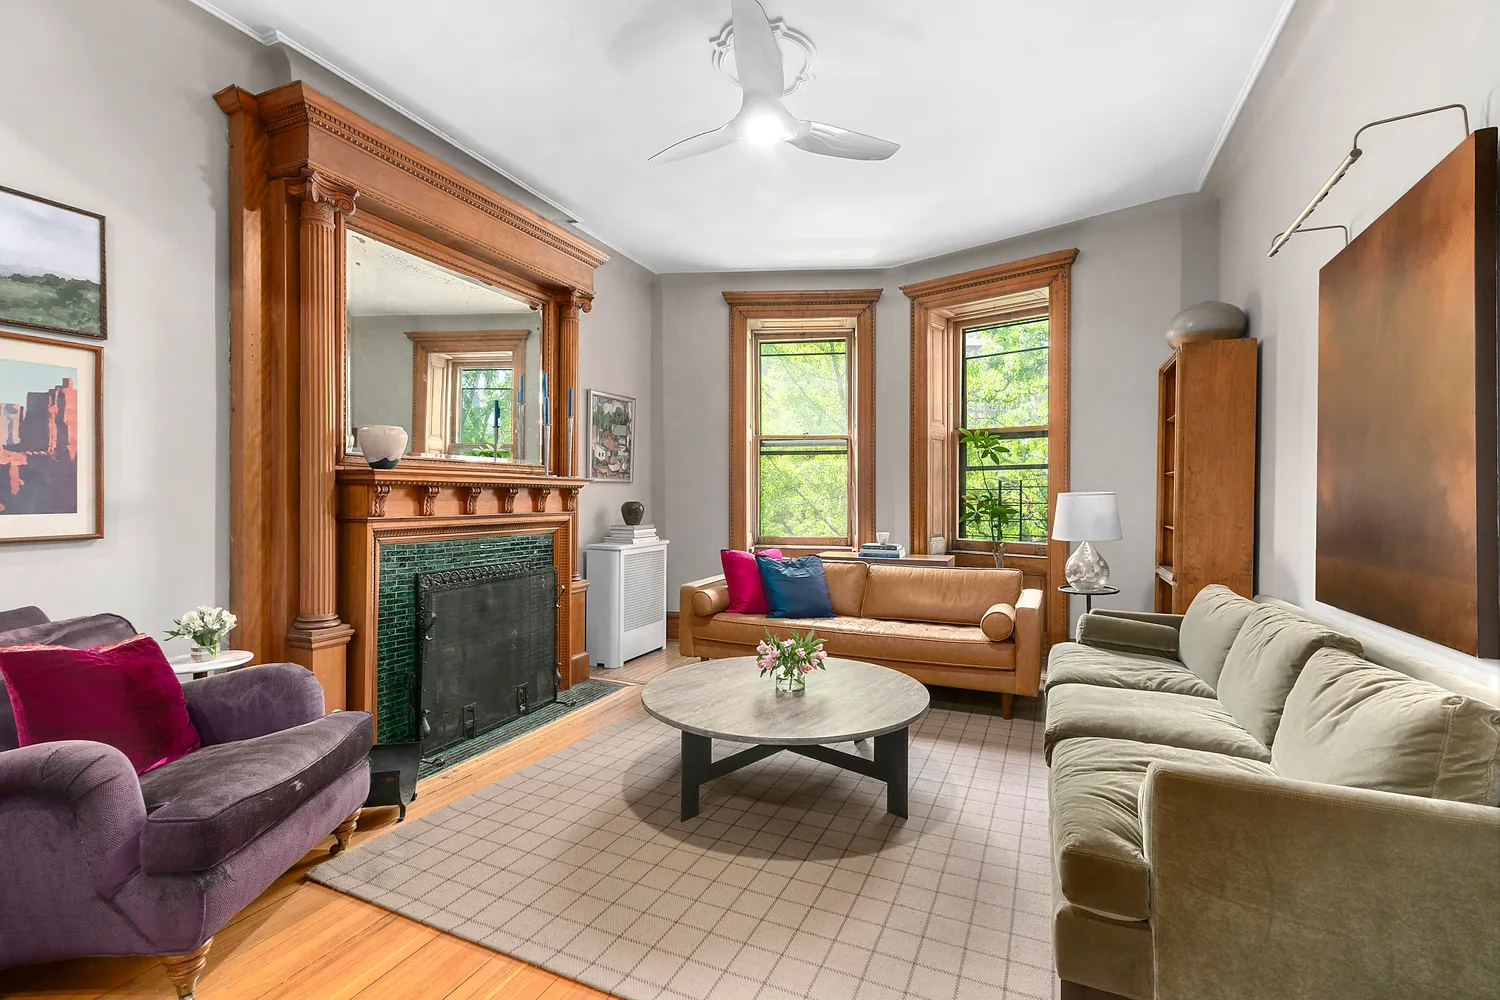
453 365 514 458
755 336 852 546
725 290 879 554
958 316 1050 544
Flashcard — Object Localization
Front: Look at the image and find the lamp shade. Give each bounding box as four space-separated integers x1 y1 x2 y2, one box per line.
1052 492 1122 542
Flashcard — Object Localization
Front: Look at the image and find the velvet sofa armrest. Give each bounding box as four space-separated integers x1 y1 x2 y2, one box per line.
0 741 147 897
1011 589 1043 696
1075 613 1180 660
678 575 729 658
182 661 325 746
1141 760 1500 1000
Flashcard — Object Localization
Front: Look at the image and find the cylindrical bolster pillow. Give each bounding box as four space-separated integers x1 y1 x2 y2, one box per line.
1076 613 1180 658
981 603 1017 641
691 584 731 616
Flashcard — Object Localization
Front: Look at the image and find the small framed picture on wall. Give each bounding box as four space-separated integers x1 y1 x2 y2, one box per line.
0 185 107 340
0 330 103 542
586 389 635 483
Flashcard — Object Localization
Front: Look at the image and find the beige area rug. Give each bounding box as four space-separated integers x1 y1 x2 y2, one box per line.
313 691 1058 1000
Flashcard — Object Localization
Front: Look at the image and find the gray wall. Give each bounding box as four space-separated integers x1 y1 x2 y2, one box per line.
0 0 658 646
658 192 1221 631
1205 0 1500 690
0 0 279 645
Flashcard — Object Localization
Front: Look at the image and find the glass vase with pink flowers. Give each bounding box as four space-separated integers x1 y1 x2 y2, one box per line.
755 628 828 693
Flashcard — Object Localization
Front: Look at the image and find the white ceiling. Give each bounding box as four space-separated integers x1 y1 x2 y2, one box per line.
200 0 1293 273
346 231 531 317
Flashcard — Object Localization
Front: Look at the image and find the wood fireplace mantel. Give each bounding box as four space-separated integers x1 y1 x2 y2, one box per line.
217 81 606 710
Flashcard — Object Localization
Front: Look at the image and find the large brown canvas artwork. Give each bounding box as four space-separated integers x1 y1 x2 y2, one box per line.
1317 128 1499 655
0 331 101 542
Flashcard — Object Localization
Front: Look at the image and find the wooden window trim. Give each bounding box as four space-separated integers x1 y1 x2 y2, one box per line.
902 249 1076 647
725 289 881 552
407 330 529 457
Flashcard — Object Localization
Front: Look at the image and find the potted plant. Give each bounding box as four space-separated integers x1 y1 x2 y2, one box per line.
165 606 238 663
959 428 1018 568
755 629 828 692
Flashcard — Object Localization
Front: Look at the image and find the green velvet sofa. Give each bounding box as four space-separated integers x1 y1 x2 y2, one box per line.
1043 586 1500 1000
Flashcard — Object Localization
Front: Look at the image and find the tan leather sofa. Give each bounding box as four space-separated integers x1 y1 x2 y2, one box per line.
679 561 1043 717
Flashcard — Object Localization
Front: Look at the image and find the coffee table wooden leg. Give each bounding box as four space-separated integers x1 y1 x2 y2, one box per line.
681 731 710 820
874 727 909 818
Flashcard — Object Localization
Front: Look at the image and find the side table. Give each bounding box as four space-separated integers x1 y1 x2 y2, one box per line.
1058 584 1120 615
168 649 254 681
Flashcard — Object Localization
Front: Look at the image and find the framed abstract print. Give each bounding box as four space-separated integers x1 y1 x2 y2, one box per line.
0 185 107 339
0 331 102 542
587 389 635 483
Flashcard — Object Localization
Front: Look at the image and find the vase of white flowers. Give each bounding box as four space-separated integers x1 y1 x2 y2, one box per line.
165 606 238 663
755 628 828 692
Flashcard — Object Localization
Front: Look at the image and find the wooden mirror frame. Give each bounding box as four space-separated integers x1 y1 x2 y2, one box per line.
216 82 607 707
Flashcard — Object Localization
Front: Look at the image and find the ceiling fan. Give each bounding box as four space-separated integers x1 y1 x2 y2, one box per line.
650 0 899 163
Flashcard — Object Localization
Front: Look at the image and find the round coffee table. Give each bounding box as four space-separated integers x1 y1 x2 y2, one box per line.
642 657 930 821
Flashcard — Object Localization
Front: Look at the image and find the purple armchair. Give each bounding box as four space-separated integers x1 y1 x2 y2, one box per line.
0 609 373 998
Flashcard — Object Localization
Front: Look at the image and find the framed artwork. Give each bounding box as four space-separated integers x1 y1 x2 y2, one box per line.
586 389 635 483
0 331 102 542
0 185 107 339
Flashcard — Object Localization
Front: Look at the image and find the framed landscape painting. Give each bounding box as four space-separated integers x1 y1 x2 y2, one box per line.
0 185 107 339
0 331 102 542
587 389 635 482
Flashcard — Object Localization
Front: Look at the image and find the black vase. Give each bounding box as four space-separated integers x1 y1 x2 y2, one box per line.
621 501 645 526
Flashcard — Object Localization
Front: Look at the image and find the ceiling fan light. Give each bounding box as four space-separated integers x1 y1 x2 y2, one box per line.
741 112 793 146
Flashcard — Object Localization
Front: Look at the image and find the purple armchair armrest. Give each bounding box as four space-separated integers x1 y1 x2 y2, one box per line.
181 662 326 746
0 741 146 898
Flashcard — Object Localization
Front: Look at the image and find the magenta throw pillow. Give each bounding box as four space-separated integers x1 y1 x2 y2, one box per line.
721 548 784 614
0 634 201 774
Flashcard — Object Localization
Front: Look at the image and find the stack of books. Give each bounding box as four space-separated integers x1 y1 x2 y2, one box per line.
859 541 906 559
608 523 659 543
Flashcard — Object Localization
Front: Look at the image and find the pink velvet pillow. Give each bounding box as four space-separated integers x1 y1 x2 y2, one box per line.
721 548 783 613
0 634 201 774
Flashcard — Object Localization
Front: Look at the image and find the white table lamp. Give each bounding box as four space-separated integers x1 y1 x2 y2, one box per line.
1052 492 1123 592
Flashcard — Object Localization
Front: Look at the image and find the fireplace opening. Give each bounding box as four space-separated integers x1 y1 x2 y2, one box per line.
415 563 559 761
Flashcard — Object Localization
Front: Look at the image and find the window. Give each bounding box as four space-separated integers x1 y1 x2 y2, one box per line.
453 365 514 457
725 290 880 552
959 316 1050 543
757 338 851 543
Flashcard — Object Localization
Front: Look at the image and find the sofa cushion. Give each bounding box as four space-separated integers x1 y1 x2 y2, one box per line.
1274 648 1500 805
136 710 374 873
758 555 835 618
695 613 1016 670
0 606 49 634
980 603 1016 641
820 560 870 617
1050 737 1274 921
1075 613 1180 661
1045 642 1216 699
0 612 141 752
0 634 201 775
721 548 781 614
1176 585 1257 688
1214 605 1362 747
859 564 1022 625
1044 683 1269 764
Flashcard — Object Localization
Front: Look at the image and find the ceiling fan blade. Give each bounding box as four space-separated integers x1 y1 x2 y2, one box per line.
730 0 785 96
788 121 900 161
649 124 737 162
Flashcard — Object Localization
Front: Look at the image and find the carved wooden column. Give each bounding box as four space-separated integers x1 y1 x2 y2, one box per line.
286 169 357 706
558 291 591 583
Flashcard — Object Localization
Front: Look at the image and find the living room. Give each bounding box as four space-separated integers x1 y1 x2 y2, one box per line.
1 1 1497 998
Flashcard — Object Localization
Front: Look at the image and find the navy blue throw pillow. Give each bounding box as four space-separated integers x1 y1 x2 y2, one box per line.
756 555 835 618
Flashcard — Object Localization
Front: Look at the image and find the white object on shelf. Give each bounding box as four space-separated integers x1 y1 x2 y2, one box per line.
167 649 254 678
586 538 670 668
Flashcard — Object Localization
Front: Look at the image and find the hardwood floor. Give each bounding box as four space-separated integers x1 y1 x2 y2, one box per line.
0 647 694 1000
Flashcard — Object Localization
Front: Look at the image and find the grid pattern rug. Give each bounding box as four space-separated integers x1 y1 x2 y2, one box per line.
312 691 1057 1000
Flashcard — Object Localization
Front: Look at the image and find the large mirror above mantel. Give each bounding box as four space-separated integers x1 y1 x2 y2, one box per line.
344 230 543 465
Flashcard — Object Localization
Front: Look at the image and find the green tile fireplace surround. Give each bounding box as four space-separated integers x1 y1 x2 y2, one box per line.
375 532 554 743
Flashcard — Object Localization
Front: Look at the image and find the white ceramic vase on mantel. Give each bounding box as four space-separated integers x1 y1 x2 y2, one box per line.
358 425 408 470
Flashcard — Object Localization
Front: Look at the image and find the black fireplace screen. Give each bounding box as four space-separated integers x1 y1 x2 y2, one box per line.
415 563 558 755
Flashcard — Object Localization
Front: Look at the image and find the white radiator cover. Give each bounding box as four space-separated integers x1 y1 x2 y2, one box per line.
585 538 670 668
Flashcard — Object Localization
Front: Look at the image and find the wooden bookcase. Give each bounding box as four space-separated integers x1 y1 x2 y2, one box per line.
1154 339 1258 612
